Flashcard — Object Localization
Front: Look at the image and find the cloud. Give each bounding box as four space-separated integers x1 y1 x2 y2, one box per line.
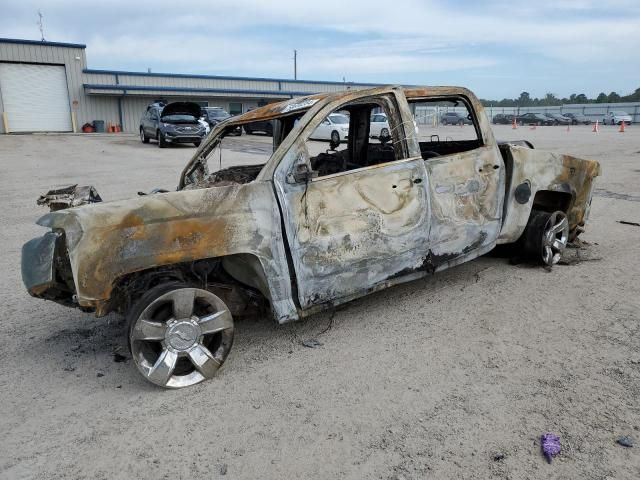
1 0 639 97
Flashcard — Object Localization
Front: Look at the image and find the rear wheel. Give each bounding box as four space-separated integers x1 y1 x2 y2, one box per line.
521 210 569 266
127 283 234 389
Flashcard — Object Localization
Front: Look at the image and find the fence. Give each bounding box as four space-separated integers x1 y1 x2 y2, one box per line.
481 102 640 123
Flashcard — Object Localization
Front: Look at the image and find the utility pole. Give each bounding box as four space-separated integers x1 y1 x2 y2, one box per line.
37 10 45 41
293 49 297 80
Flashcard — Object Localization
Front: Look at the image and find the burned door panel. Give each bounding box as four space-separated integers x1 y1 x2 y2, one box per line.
425 145 504 263
277 158 431 308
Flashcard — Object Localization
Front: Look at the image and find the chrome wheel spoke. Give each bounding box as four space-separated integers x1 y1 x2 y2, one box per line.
147 349 178 385
552 239 565 251
198 310 233 335
170 289 195 319
131 319 167 341
188 344 220 379
550 216 568 235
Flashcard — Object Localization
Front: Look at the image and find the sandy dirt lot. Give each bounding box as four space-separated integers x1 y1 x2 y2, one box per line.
1 125 639 479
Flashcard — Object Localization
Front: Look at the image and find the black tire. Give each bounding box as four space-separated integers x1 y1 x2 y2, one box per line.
157 130 167 148
521 209 569 266
330 130 340 144
244 126 252 135
140 128 149 144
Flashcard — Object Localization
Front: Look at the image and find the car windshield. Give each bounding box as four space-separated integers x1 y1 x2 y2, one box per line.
207 109 229 119
329 114 349 124
162 114 198 123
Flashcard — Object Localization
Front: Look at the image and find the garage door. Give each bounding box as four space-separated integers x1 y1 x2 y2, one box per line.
0 63 72 132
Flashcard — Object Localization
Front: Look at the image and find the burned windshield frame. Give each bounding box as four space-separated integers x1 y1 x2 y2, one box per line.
180 110 309 189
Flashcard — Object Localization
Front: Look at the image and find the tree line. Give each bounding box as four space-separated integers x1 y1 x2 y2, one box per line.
480 87 640 107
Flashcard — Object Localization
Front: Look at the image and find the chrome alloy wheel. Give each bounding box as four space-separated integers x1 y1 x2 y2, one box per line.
541 211 569 266
129 287 234 388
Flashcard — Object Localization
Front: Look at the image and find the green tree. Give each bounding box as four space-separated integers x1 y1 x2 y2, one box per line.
596 92 608 103
608 92 621 102
544 92 558 106
518 91 531 106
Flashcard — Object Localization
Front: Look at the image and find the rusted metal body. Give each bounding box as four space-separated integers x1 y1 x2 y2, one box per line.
22 85 600 324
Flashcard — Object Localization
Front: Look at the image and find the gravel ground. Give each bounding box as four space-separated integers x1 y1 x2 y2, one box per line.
0 126 639 479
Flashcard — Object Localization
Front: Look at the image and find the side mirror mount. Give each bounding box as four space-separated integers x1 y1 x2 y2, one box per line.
287 163 317 184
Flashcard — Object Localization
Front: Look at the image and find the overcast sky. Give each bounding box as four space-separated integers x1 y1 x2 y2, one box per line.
2 0 639 99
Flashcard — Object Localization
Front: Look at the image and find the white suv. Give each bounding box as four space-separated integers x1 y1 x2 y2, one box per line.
603 111 632 125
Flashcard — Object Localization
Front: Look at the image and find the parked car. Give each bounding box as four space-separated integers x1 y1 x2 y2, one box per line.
244 118 273 136
562 113 592 125
139 102 206 148
492 113 515 125
440 111 472 125
202 107 242 135
603 111 632 125
369 113 390 138
544 113 571 125
516 113 554 126
22 85 600 388
309 113 350 143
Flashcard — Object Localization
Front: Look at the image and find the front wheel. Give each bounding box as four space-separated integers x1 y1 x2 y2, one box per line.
140 128 149 143
521 210 569 266
127 283 235 388
157 130 167 148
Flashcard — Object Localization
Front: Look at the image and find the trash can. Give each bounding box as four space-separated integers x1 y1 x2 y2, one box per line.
93 120 105 133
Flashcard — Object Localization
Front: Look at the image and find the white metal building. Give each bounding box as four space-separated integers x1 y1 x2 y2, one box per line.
0 37 380 134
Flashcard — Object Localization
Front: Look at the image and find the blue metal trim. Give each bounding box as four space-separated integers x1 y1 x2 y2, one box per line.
0 37 86 49
83 68 381 87
83 84 332 97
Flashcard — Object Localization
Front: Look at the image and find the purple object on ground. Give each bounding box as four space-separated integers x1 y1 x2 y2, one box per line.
541 433 561 463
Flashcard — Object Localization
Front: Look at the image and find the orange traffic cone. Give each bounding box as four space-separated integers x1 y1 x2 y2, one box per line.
592 120 599 133
619 121 625 133
512 117 517 129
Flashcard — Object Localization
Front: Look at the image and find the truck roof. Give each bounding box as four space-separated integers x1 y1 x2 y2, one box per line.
233 85 476 123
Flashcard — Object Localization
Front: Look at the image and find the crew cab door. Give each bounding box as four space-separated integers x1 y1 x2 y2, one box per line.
406 92 504 268
274 90 431 309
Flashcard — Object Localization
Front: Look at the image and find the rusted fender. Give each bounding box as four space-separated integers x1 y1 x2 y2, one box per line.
498 146 601 242
38 183 298 321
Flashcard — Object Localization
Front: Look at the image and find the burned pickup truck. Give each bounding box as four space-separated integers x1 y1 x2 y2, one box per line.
22 86 600 388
